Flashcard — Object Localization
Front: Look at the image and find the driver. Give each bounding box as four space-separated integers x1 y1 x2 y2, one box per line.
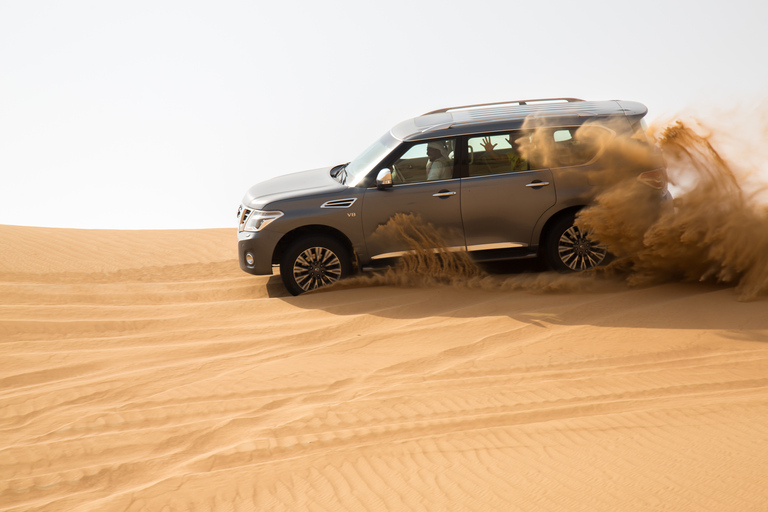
426 141 452 180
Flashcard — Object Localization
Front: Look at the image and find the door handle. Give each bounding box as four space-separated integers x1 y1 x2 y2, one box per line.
526 181 550 188
432 190 457 198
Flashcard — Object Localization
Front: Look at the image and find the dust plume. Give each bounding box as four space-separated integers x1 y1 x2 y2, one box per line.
579 118 768 301
341 213 618 294
348 212 482 289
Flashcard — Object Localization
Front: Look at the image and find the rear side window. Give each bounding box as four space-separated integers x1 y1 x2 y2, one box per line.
531 126 609 168
466 131 537 177
467 126 610 174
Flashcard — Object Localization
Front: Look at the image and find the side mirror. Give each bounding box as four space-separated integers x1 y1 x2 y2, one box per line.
376 168 393 190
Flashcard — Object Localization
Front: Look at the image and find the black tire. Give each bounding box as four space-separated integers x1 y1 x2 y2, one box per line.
279 236 352 295
544 214 608 272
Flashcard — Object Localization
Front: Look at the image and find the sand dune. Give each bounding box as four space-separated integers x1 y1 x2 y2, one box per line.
2 224 768 511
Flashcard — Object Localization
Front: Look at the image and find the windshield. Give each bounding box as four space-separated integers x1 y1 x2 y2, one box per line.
344 131 401 187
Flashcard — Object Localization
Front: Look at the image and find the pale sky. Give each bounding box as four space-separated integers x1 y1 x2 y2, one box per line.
2 0 767 229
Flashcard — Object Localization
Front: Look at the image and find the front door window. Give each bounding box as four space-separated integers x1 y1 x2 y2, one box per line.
390 139 455 184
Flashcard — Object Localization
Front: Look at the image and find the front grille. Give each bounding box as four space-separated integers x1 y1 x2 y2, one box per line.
238 206 253 231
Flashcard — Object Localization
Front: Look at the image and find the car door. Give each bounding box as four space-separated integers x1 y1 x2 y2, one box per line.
460 132 557 251
360 139 465 262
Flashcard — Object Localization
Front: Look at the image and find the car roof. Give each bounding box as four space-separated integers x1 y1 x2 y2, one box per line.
390 98 648 141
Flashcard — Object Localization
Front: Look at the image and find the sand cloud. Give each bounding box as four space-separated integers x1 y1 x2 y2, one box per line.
580 117 768 300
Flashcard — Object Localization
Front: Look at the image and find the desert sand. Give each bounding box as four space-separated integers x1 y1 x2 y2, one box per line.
2 223 768 512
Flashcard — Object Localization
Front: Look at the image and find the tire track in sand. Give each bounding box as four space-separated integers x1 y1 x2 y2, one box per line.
2 227 768 511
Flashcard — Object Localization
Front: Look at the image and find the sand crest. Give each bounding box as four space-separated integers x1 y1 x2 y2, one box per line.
2 224 768 511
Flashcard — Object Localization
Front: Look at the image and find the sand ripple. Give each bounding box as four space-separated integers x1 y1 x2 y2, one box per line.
2 226 768 511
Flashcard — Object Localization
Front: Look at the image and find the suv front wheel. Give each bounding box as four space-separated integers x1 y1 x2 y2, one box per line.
280 236 352 295
544 214 608 272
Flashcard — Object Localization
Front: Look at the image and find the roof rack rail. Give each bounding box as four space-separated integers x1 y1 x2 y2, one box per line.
424 97 584 115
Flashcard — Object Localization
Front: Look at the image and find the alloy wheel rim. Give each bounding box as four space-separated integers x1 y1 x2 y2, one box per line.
557 226 607 271
293 247 343 291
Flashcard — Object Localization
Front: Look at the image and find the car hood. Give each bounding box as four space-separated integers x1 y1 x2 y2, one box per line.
242 166 348 209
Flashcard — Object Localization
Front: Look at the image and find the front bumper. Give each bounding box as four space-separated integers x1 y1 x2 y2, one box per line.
237 229 282 275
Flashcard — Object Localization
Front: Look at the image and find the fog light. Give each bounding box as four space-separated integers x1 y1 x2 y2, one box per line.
245 252 255 266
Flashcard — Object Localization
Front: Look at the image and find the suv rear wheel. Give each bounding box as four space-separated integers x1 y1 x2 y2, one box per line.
280 236 352 295
544 214 608 272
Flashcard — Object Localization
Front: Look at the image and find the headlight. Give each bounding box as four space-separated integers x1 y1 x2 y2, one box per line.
240 209 284 232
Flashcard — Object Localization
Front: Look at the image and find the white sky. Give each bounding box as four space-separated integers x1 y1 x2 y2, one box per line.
2 0 767 229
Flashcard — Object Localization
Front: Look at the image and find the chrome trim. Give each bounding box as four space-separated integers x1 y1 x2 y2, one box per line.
321 198 358 209
238 206 253 232
432 191 457 197
371 246 466 260
466 242 527 251
425 98 584 115
461 170 538 181
525 181 550 187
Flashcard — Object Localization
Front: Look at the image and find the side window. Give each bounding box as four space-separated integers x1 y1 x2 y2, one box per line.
390 139 455 183
467 132 533 177
534 126 606 168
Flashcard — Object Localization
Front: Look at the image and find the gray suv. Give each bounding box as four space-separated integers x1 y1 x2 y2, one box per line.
237 98 669 295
